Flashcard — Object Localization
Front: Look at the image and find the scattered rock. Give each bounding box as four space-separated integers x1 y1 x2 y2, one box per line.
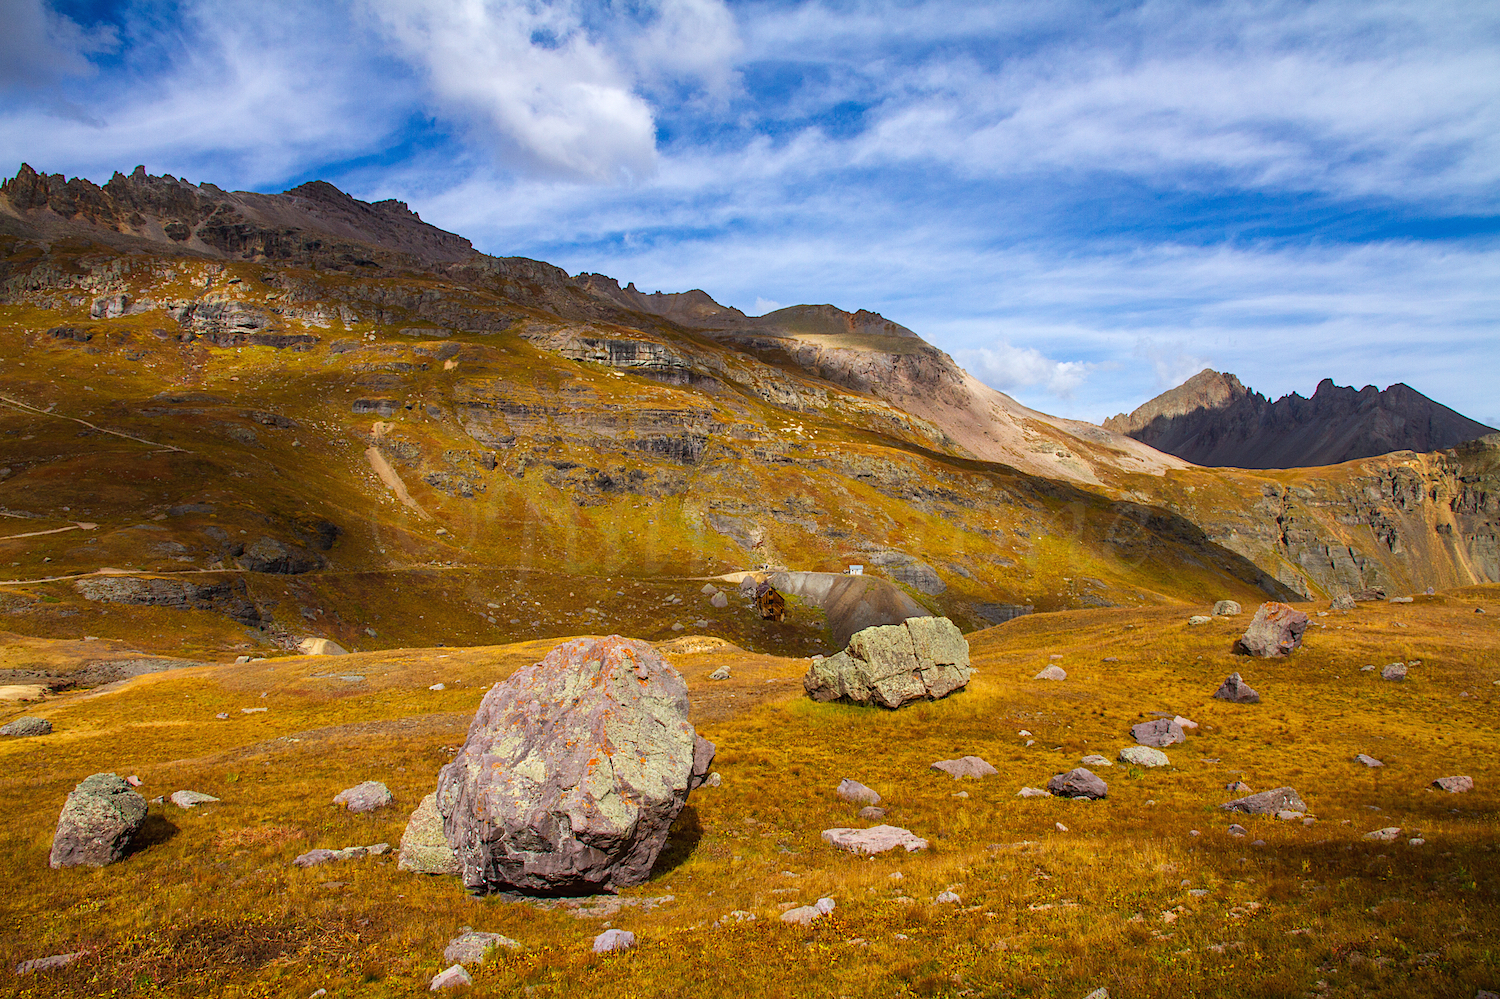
857 806 886 820
429 964 473 990
1213 673 1261 704
837 779 881 805
333 781 393 813
1363 827 1401 842
1432 776 1474 793
1173 716 1199 731
1119 746 1169 768
1131 718 1185 747
398 793 460 875
1331 594 1356 611
1355 754 1383 768
49 773 148 868
1017 787 1052 798
444 929 522 964
1222 787 1306 815
1188 615 1212 626
168 790 220 808
1047 768 1107 800
821 825 929 855
429 683 446 691
1275 809 1304 821
935 890 960 904
1227 824 1248 837
14 950 91 975
0 717 52 737
1079 754 1113 767
592 929 636 953
1034 665 1067 681
700 584 718 595
297 637 348 656
292 843 390 867
1226 781 1252 793
704 772 722 787
780 897 836 925
709 665 731 681
1082 990 1110 999
435 636 713 894
930 756 997 779
1212 600 1242 616
1235 602 1309 657
710 592 729 609
1381 662 1407 681
802 617 970 709
1389 596 1414 604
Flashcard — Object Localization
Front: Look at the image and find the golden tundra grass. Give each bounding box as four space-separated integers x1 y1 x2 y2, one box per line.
1 592 1498 998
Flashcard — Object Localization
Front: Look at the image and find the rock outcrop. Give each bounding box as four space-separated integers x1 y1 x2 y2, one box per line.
49 773 148 868
1105 369 1495 469
435 636 712 895
802 617 970 708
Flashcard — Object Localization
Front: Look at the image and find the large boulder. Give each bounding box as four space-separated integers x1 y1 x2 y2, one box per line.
0 717 52 737
49 773 149 868
1047 768 1107 800
1221 787 1306 815
1130 718 1184 747
802 617 969 708
1235 602 1309 657
398 793 460 875
435 636 713 895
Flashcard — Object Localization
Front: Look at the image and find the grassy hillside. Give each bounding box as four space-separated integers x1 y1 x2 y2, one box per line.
1 591 1495 997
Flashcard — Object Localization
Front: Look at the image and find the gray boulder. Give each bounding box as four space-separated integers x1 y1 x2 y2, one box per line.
1047 768 1107 800
168 790 220 808
836 779 881 805
436 635 713 895
1331 594 1356 611
1236 602 1309 657
398 793 460 875
780 897 836 925
1213 673 1261 704
802 617 969 709
1212 600 1242 616
49 773 148 868
445 929 521 964
333 781 393 813
931 756 997 779
1431 776 1473 793
592 929 636 953
1381 662 1407 681
1118 746 1169 768
709 592 729 609
1355 754 1383 768
1017 787 1052 798
430 964 473 989
1221 786 1306 815
0 717 52 737
1130 718 1185 747
1034 665 1067 680
822 825 928 854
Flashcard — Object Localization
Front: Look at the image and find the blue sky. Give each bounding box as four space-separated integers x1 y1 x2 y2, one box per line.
3 0 1498 427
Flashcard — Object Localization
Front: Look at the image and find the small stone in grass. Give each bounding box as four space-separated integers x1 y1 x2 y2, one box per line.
333 781 392 813
429 965 472 990
936 890 960 904
1363 827 1401 842
1055 822 1068 832
1080 754 1113 767
1119 746 1170 768
1228 824 1247 837
592 928 636 953
169 790 220 808
1432 776 1473 793
857 806 886 821
1355 754 1383 767
1034 665 1067 681
709 665 731 681
1226 781 1252 793
1017 787 1051 798
1381 662 1407 681
836 779 880 805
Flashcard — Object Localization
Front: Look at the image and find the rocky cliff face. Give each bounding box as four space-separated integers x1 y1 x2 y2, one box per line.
1106 369 1495 469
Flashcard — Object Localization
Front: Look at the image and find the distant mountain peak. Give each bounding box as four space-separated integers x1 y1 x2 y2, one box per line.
1108 371 1495 469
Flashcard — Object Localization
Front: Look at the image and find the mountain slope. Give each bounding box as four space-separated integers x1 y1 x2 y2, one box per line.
1105 369 1495 469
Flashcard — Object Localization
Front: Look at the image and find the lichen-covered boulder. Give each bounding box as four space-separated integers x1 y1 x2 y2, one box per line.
398 793 460 875
1221 786 1306 815
436 636 714 895
802 617 969 708
1131 718 1185 747
49 773 148 868
1236 602 1309 657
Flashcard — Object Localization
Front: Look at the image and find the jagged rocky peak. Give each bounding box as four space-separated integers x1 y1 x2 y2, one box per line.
1109 369 1496 469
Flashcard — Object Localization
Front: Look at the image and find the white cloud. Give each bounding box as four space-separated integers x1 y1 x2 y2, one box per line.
751 296 782 315
0 0 117 85
956 343 1092 399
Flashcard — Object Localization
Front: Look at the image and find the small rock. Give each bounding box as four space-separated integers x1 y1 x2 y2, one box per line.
429 964 473 990
14 950 91 975
1251 839 1266 847
293 843 390 867
822 825 928 854
1047 768 1107 800
1222 787 1306 815
1409 838 1426 847
1228 824 1248 837
780 897 836 925
1363 827 1401 842
241 707 267 714
0 717 52 737
1055 822 1068 832
169 790 220 808
428 683 446 691
1212 600 1241 616
1355 754 1383 767
700 583 718 595
836 779 880 805
710 592 729 609
1083 990 1110 999
931 755 998 779
935 890 960 904
1275 810 1304 821
1102 656 1119 662
857 806 886 821
591 928 637 952
125 775 142 787
1331 594 1356 611
215 712 229 720
1389 596 1413 604
709 665 731 681
1213 673 1260 704
1080 754 1113 767
1173 716 1199 730
1034 665 1067 680
1119 746 1169 768
1017 787 1052 798
951 790 969 799
1226 781 1252 793
705 772 722 787
1131 718 1185 747
333 781 393 813
445 930 522 964
1431 776 1474 793
1188 615 1212 626
1380 662 1407 681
